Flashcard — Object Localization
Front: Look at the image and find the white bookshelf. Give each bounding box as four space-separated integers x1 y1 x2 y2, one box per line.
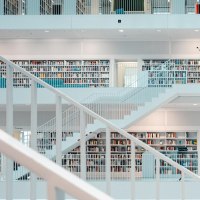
142 59 200 87
65 131 197 178
0 59 110 88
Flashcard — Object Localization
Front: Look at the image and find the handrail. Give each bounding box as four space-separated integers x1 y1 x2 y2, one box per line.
0 129 113 200
1 56 200 182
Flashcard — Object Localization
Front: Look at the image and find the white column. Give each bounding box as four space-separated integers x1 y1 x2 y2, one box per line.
171 0 185 14
30 80 37 200
56 95 62 166
26 0 40 15
63 0 76 14
48 184 65 200
18 0 22 15
197 131 200 176
80 109 86 180
131 140 135 200
6 64 13 200
181 172 185 200
0 0 4 15
144 0 151 14
156 157 160 200
106 127 111 194
91 0 99 14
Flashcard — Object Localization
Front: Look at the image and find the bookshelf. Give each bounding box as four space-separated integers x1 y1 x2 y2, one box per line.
40 0 53 15
142 59 200 87
65 131 197 178
76 0 86 14
0 59 110 88
4 0 19 15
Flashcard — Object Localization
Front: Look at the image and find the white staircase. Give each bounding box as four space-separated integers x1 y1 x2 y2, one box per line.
64 86 178 153
13 132 80 180
1 56 200 200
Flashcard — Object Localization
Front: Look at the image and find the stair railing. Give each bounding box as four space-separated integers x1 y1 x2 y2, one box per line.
0 129 113 200
1 55 199 200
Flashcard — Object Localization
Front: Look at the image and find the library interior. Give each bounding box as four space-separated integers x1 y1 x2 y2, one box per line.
1 0 200 199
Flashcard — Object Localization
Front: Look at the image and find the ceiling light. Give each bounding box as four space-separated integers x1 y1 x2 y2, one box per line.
119 29 124 33
156 29 161 32
194 30 199 32
193 103 198 106
44 30 49 33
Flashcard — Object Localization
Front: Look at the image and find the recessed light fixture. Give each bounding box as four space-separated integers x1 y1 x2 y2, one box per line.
193 103 198 106
119 29 124 33
156 29 161 32
44 30 49 33
194 29 199 32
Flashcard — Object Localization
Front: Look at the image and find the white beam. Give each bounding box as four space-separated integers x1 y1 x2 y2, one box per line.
56 95 62 166
106 127 111 194
6 64 13 200
181 172 185 200
48 184 65 200
30 80 37 200
131 140 135 200
80 109 86 180
156 157 160 200
0 129 114 200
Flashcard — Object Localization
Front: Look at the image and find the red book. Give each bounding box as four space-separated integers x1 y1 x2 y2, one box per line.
196 3 200 14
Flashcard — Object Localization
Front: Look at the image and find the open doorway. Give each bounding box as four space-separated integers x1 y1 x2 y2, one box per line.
116 62 138 87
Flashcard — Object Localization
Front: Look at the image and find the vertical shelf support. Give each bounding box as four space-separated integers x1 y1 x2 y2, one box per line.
56 95 62 166
106 127 111 194
6 63 13 200
156 157 160 200
80 109 86 180
30 80 38 200
131 140 135 200
197 130 200 176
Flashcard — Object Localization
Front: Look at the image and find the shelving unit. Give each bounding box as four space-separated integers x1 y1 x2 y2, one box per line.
4 0 19 15
76 0 86 14
65 131 197 178
0 59 110 88
142 59 200 87
40 0 52 15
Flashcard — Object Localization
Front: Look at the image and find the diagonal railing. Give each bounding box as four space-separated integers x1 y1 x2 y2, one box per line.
0 129 113 200
1 55 200 200
36 61 172 158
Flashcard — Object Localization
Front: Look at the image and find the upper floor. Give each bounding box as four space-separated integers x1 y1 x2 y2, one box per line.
1 0 200 15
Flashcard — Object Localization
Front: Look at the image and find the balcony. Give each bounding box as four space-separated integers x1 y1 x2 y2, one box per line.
0 0 199 16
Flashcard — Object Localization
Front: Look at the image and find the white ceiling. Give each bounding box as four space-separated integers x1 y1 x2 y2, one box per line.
163 96 200 110
1 29 200 41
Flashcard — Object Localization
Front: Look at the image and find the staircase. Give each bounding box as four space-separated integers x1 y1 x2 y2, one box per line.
1 56 200 200
11 59 180 180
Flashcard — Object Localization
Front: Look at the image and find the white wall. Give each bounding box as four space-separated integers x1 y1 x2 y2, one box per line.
129 109 200 131
1 15 200 30
1 39 200 59
0 180 200 199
